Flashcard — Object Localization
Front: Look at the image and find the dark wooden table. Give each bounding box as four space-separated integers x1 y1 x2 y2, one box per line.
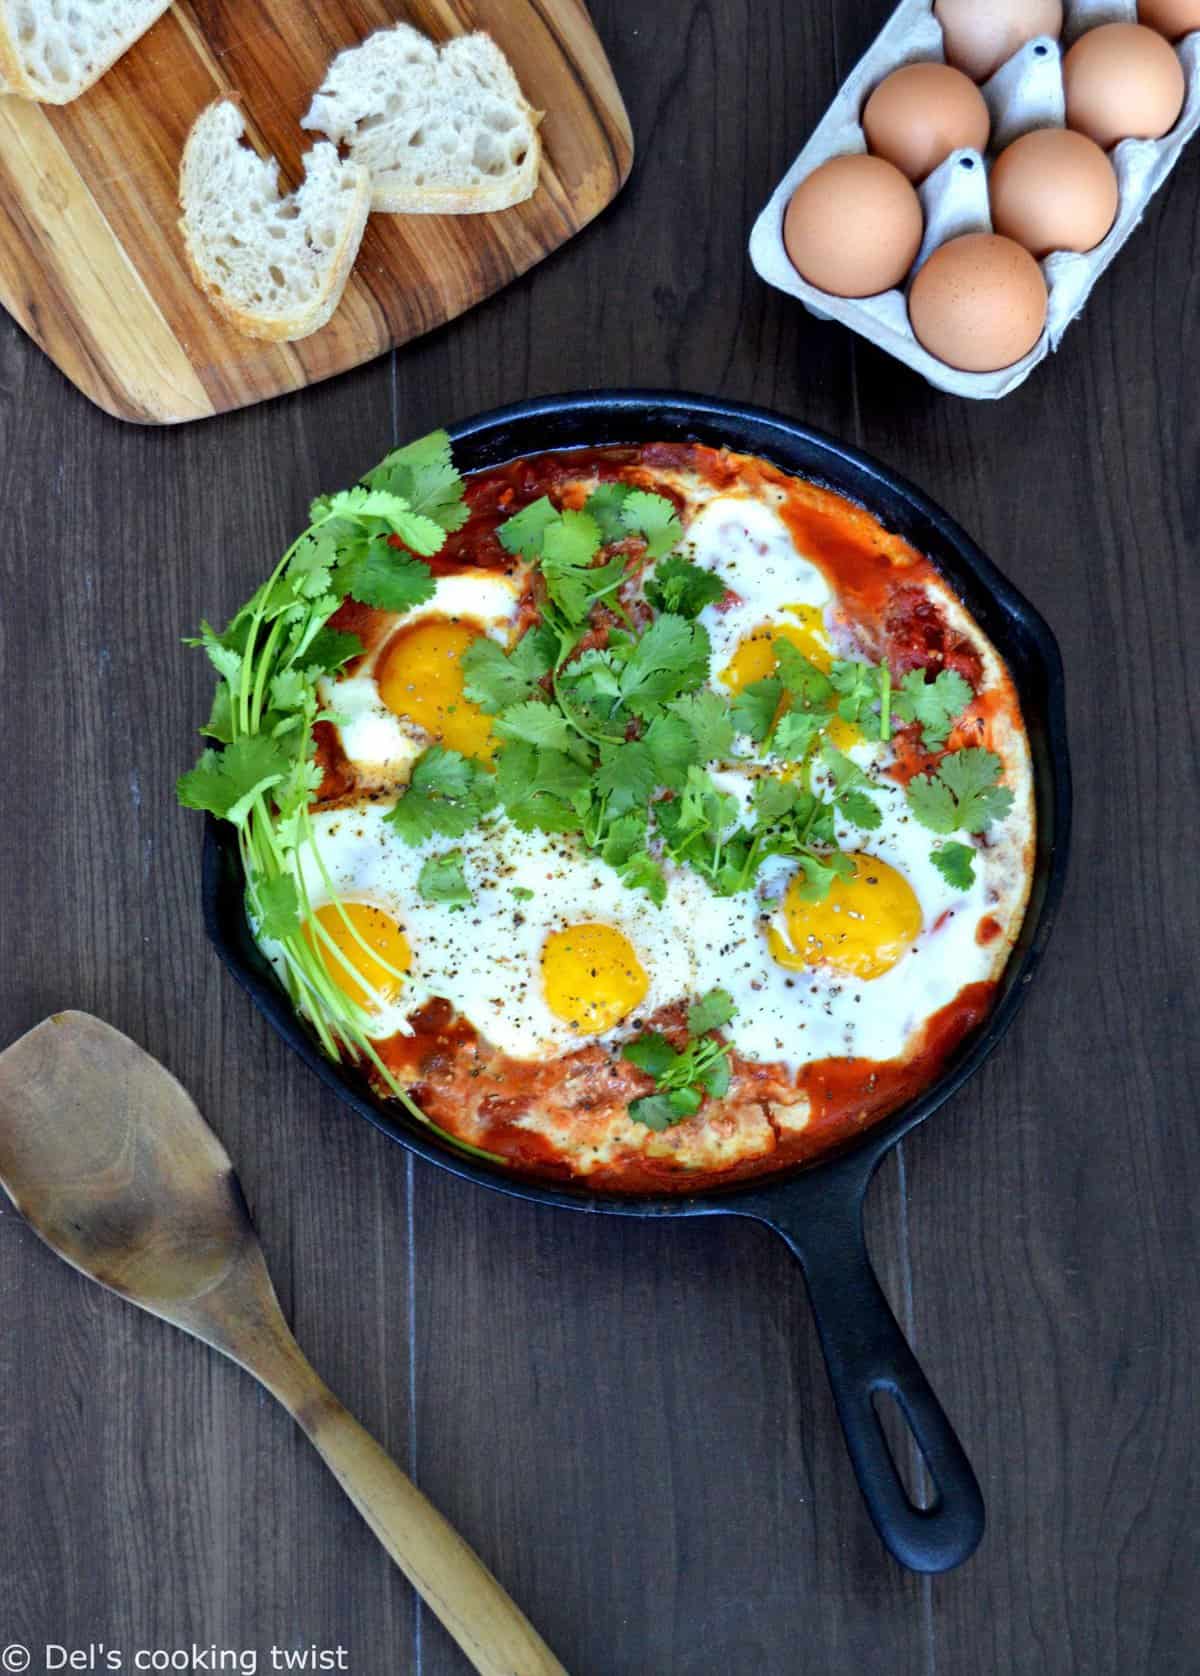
2 4 1197 1673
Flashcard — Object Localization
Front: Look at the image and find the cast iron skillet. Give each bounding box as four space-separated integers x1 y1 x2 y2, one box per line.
203 392 1071 1574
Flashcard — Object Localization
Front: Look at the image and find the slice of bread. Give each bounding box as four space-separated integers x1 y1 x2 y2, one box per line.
178 100 370 343
0 0 170 103
301 24 542 215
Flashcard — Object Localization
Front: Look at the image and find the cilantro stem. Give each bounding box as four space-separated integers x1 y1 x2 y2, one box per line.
250 615 287 732
880 663 892 743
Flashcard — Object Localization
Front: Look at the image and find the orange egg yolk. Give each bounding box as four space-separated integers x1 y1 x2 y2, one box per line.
721 607 859 749
541 923 649 1035
305 902 411 1012
768 854 922 981
376 618 496 759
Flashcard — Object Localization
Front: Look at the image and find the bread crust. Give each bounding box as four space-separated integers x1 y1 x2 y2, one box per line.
177 99 371 344
367 123 542 215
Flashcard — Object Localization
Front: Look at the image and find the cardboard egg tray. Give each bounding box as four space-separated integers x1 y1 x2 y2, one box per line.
749 0 1200 398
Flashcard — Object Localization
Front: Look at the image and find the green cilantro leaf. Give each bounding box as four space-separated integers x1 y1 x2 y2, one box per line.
931 842 977 890
364 429 469 534
702 1055 731 1098
753 776 803 827
615 851 668 906
892 668 975 749
188 620 245 686
177 737 292 826
770 707 825 761
774 639 834 709
617 614 711 716
510 886 535 901
461 624 557 713
622 1002 737 1127
937 748 1014 831
907 748 1013 835
497 496 559 558
821 744 883 831
320 488 446 558
620 489 683 559
791 849 856 903
830 660 885 735
622 1032 678 1079
595 810 667 906
687 988 736 1035
837 790 883 830
253 873 301 940
584 482 632 543
200 684 235 743
595 740 659 816
540 510 625 624
904 774 958 834
629 1089 702 1131
418 848 473 905
335 543 437 614
494 700 577 756
495 741 587 833
669 690 735 764
645 555 727 619
302 626 363 676
643 711 698 790
731 679 782 743
269 669 311 713
385 748 497 845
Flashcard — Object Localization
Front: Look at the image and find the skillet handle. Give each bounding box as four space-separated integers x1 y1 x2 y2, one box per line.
762 1175 984 1573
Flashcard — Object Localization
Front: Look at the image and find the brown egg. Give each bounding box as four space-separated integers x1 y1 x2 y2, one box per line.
908 233 1048 371
862 62 991 182
1139 0 1200 40
990 128 1119 256
1063 23 1185 148
783 155 924 298
935 0 1065 82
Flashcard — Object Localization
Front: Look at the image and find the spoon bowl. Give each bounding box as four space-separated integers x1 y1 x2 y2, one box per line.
0 1011 567 1676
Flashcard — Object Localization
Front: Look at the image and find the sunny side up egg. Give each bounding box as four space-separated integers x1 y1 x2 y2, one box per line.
277 489 1025 1096
318 571 525 789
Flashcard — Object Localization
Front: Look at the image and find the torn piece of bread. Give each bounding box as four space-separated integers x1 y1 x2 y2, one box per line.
178 100 370 343
0 0 170 103
301 24 542 215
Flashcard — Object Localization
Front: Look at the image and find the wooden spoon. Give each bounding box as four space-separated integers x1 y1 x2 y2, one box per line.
0 1012 567 1676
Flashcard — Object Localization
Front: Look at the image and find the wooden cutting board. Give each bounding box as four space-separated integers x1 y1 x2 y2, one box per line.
0 0 632 425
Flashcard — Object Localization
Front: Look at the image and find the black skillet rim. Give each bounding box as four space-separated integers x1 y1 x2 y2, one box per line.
202 389 1072 1220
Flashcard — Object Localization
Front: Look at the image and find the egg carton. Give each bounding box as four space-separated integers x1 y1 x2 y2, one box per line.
749 0 1200 398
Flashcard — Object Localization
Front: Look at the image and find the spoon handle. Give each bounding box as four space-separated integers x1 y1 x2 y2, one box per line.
259 1342 569 1676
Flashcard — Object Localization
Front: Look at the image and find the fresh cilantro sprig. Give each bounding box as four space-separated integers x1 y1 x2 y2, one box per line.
177 431 467 1114
622 989 738 1130
582 483 683 558
906 748 1014 835
386 748 498 844
891 668 974 749
930 842 978 890
497 485 685 646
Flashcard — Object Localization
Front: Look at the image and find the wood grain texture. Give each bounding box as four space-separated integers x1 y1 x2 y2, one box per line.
0 0 1197 1671
0 0 632 424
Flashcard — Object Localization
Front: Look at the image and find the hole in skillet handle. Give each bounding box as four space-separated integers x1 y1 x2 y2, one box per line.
744 1152 985 1574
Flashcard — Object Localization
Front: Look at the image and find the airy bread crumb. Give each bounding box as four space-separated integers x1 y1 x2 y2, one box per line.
178 100 371 344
